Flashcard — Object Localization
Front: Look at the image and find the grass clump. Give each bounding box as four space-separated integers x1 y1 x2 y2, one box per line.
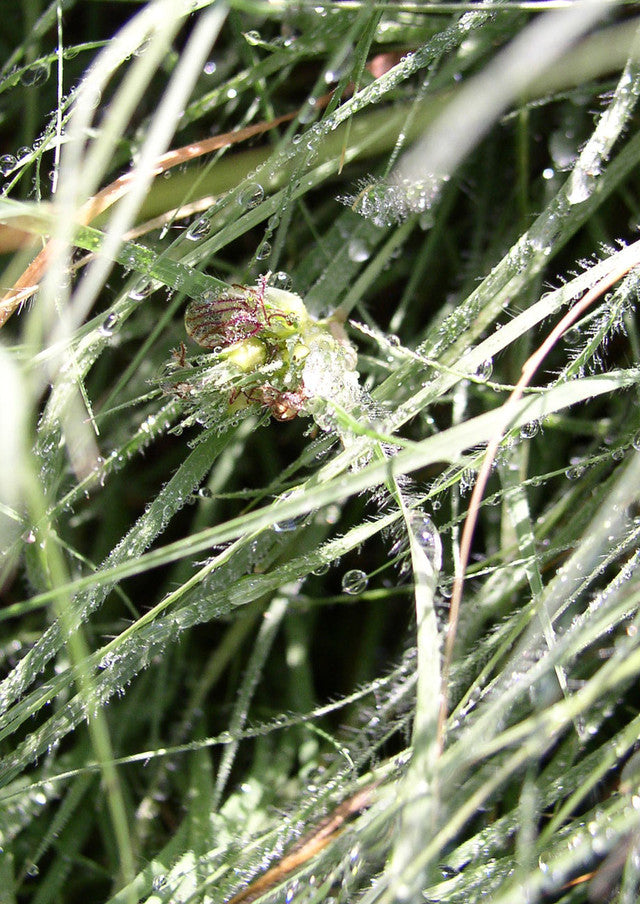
1 2 640 903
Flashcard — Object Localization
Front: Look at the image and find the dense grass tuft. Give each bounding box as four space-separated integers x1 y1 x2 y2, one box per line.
1 3 640 902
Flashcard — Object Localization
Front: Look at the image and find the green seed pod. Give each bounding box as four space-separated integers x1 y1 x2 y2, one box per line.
184 282 310 349
221 337 268 371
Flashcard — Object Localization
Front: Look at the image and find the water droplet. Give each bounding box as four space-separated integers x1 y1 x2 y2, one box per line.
20 62 50 87
341 569 368 595
563 327 582 346
549 129 578 169
273 491 307 533
244 30 261 45
567 168 595 205
238 182 264 209
0 154 16 176
475 357 493 381
408 513 442 571
129 280 154 301
186 217 211 241
99 312 119 337
22 529 36 544
198 487 212 498
274 514 305 533
256 240 271 260
203 59 217 75
312 563 330 576
324 47 353 85
25 862 40 878
566 464 584 480
270 271 292 291
520 420 539 439
299 98 319 124
460 468 476 492
347 237 371 262
323 504 340 524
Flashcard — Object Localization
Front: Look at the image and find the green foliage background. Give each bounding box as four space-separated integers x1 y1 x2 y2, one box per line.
1 2 640 902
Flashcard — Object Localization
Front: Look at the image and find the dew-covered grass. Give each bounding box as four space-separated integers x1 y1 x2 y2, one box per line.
1 2 640 903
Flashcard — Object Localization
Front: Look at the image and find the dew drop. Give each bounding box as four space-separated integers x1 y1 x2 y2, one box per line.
238 182 264 209
99 312 119 337
273 490 308 532
460 468 476 492
129 280 154 301
270 271 292 291
299 98 319 124
475 357 493 381
567 168 595 205
186 217 212 241
324 48 353 85
99 652 118 670
256 240 271 260
0 154 17 176
407 513 442 571
520 420 540 439
20 62 50 86
312 563 330 576
549 129 578 169
341 569 368 595
323 504 340 524
347 237 371 262
274 514 305 533
563 327 582 346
